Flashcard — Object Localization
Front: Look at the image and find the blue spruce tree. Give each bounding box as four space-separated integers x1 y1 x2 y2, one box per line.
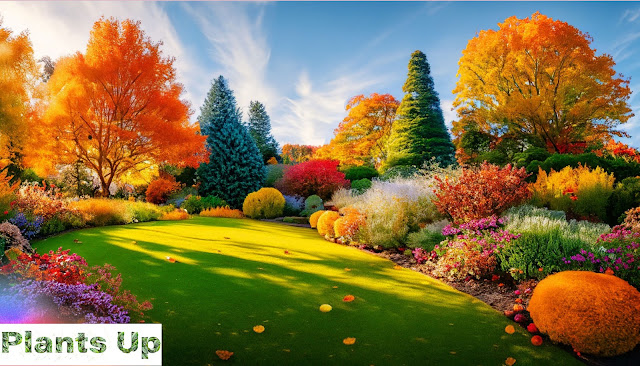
197 76 265 208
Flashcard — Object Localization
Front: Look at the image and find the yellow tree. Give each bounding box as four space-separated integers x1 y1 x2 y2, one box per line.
453 12 633 155
316 93 399 167
26 18 206 195
0 20 38 160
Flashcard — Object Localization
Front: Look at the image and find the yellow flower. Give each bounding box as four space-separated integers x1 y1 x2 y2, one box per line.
253 325 265 333
343 337 356 345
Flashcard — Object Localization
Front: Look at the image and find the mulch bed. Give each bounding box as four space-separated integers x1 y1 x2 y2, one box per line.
373 250 640 366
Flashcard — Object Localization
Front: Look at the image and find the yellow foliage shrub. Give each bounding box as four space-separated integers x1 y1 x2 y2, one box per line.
531 165 615 221
334 208 366 242
528 271 640 356
317 211 340 238
309 210 326 228
159 209 189 221
242 188 286 219
72 199 130 226
200 206 244 219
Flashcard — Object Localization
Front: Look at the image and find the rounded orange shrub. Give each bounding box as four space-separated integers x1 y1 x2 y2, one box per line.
528 271 640 356
334 208 366 242
317 211 340 238
309 210 326 229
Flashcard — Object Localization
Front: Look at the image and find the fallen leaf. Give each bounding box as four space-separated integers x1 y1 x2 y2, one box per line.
505 325 515 334
449 351 456 355
343 337 356 345
284 250 290 254
344 268 351 272
332 286 338 289
216 350 233 360
165 256 176 263
343 295 355 302
253 325 265 334
505 357 516 366
224 237 230 240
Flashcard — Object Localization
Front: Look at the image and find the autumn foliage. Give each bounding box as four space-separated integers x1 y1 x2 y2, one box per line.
314 93 399 167
276 160 349 200
280 144 318 164
433 162 531 223
453 12 633 156
145 177 181 204
27 18 206 195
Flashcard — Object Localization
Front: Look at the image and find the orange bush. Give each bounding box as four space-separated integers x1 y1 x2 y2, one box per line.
317 211 340 238
145 177 181 204
433 162 530 224
200 206 244 219
309 210 326 229
528 271 640 356
159 209 189 221
334 208 366 242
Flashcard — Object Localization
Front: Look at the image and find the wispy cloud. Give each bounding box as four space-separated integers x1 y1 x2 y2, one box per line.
0 1 204 115
621 8 640 23
184 2 276 118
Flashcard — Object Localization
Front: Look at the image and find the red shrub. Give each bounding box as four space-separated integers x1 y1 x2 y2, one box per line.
276 160 349 199
433 162 531 224
145 177 181 204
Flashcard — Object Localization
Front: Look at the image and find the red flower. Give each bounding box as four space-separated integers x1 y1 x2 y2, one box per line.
527 323 538 333
3 211 8 215
531 335 543 346
570 195 578 201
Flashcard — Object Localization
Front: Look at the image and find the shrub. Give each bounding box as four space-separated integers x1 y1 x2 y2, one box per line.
181 195 227 214
125 201 165 222
622 206 640 232
309 210 326 229
527 153 640 182
379 166 419 181
351 178 372 194
200 206 244 219
327 189 357 210
243 188 286 219
300 195 323 217
433 243 497 281
283 195 304 216
159 209 189 221
334 208 366 242
15 181 77 221
531 165 615 222
352 176 442 248
317 211 340 238
72 199 130 226
145 177 181 204
276 160 349 200
343 166 379 181
0 222 31 253
9 212 44 240
607 178 640 225
528 271 640 356
433 162 531 224
406 225 446 252
265 164 290 187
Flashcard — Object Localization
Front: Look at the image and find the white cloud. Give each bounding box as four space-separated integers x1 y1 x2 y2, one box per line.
0 1 204 115
184 2 276 118
621 8 640 23
440 99 456 132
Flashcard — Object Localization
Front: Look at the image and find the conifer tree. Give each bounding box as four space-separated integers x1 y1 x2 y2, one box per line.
197 76 265 208
384 50 456 170
247 101 279 162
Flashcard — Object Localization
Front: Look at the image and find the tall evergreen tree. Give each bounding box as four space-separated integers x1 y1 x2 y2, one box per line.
383 50 456 170
197 76 265 208
247 100 279 162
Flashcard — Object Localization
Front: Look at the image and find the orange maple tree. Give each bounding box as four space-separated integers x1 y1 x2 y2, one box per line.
315 93 399 167
26 18 206 195
0 20 38 160
453 12 633 155
280 144 318 164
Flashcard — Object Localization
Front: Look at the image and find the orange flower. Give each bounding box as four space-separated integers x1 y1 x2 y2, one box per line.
344 268 351 272
216 350 233 360
513 304 525 312
253 325 265 333
505 357 516 366
343 337 356 345
505 325 515 334
343 295 355 302
604 268 615 275
538 267 544 272
515 298 523 304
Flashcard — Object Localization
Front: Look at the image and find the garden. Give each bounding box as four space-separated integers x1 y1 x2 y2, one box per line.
1 8 639 366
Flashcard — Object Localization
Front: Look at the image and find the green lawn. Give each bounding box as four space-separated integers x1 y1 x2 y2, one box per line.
33 217 580 366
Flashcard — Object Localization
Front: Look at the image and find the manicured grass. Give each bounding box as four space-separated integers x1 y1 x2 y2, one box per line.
33 217 580 365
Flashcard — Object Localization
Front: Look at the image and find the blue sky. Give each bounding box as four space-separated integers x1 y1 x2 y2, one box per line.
1 1 639 148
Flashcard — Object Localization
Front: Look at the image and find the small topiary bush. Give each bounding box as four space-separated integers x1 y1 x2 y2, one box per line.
528 271 640 356
317 211 340 238
351 178 372 194
242 188 286 219
309 210 326 229
300 195 323 217
159 209 190 221
343 166 379 181
334 208 366 242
